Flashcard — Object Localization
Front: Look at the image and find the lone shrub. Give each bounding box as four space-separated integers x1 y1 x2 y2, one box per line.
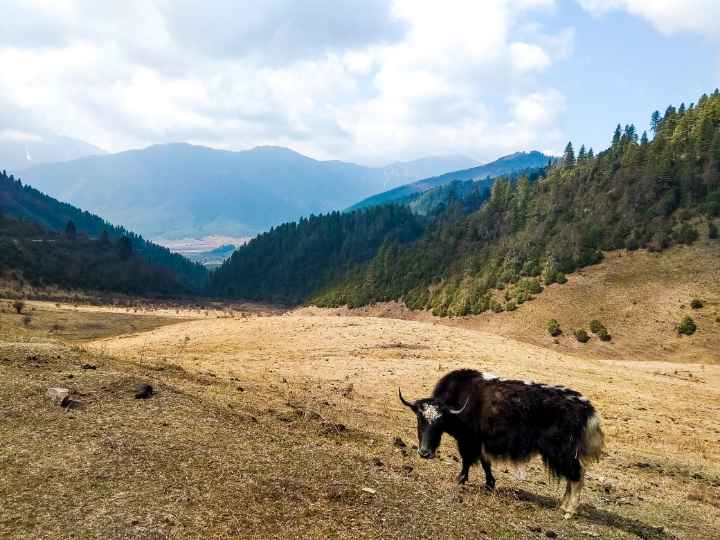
547 319 562 337
574 328 590 343
597 328 612 341
677 316 697 336
589 319 605 334
556 272 568 284
690 298 704 310
12 300 25 314
677 223 699 245
506 300 517 311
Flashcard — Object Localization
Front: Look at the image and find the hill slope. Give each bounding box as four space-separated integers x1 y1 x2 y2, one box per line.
211 90 720 312
314 92 720 313
304 241 720 364
0 170 207 291
19 144 475 241
349 150 552 211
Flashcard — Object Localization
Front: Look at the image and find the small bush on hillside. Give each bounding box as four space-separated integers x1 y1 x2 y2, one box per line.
690 299 704 309
12 300 24 314
547 319 562 337
556 273 568 284
676 223 699 245
574 328 590 343
597 328 612 341
589 319 605 334
677 316 697 336
506 300 517 311
708 222 718 240
491 300 505 313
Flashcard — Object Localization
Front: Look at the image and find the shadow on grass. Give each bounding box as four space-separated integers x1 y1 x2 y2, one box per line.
502 487 672 540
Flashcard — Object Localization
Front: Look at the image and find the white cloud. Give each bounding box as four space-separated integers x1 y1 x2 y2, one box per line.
510 42 552 73
578 0 720 38
0 0 572 163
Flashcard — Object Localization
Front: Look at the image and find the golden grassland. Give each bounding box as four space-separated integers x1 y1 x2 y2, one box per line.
299 242 720 365
2 291 720 538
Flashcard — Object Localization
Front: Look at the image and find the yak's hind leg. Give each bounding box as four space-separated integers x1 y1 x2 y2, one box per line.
559 467 585 518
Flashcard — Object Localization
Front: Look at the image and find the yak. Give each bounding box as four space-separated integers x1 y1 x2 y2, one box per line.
399 369 604 518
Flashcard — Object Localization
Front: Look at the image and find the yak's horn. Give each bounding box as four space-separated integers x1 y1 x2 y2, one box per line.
398 388 416 410
448 396 470 415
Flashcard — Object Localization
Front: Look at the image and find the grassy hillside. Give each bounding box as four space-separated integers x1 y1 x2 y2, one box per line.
307 240 720 364
3 300 718 538
313 91 720 313
461 241 720 364
0 169 208 291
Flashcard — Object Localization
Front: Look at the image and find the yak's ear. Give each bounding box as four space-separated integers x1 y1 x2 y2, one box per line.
398 388 417 411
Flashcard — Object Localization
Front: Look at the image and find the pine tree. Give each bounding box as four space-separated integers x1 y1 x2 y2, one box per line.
65 220 77 240
651 110 662 133
577 144 587 162
640 131 649 145
117 236 133 261
612 124 622 146
563 142 575 167
624 124 638 144
587 147 594 159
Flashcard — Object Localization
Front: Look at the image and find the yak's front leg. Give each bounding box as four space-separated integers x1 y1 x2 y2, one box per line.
456 442 477 485
480 455 495 490
456 458 471 484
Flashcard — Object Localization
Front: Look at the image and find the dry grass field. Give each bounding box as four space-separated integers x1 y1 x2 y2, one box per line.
2 289 720 538
301 242 720 365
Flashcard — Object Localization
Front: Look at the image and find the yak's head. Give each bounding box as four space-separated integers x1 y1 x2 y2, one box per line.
398 389 468 459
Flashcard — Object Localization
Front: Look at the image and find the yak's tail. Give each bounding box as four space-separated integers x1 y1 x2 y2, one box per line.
579 412 605 465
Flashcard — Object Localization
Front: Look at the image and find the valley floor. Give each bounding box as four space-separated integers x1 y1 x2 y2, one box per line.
1 299 719 538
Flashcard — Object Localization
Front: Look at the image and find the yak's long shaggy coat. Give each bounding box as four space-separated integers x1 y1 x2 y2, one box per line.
400 369 604 518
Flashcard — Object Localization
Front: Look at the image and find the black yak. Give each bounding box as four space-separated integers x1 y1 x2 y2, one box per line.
399 369 604 518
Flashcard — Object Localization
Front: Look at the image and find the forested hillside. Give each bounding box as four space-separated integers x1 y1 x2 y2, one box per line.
313 91 720 313
349 150 552 211
403 167 546 216
208 205 424 303
0 170 208 291
0 212 187 295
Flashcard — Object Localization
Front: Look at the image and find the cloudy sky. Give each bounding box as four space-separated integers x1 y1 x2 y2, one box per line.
1 0 719 164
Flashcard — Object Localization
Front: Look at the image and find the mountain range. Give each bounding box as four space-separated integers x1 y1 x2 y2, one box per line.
0 132 106 171
18 144 480 242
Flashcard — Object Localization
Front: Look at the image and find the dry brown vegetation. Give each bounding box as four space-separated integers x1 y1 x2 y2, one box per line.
300 242 720 365
2 245 720 538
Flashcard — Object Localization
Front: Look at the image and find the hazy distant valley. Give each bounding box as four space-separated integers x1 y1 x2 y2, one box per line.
17 144 483 245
